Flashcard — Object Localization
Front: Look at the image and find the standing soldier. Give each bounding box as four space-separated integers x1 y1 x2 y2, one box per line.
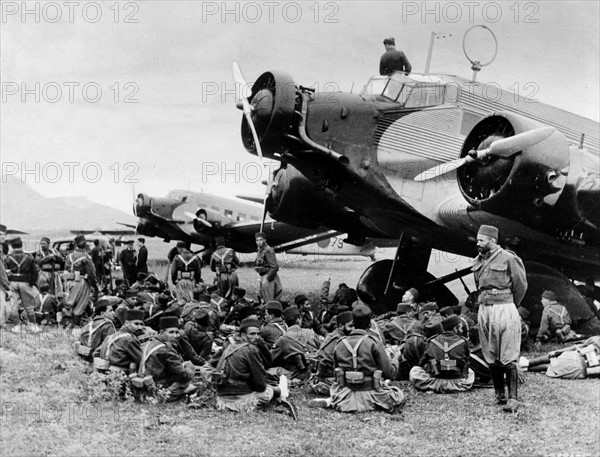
136 238 149 275
254 232 282 303
473 224 527 412
35 237 63 294
5 237 39 331
91 240 105 290
119 240 137 287
210 243 240 299
171 241 202 305
0 225 9 329
65 235 98 326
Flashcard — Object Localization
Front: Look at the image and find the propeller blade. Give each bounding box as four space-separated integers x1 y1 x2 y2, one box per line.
233 62 263 161
415 127 556 182
485 127 555 159
232 62 252 101
183 211 212 228
414 156 473 182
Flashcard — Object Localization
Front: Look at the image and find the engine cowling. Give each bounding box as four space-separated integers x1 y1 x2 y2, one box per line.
458 112 569 226
266 165 360 230
241 71 297 158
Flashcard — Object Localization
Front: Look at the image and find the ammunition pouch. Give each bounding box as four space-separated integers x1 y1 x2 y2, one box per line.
335 367 345 387
8 273 29 282
93 357 110 372
178 272 193 280
129 374 155 390
63 272 75 281
344 373 374 391
75 343 92 357
345 371 365 384
440 359 458 371
211 370 228 387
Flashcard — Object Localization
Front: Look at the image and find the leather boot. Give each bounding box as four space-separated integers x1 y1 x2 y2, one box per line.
489 363 506 405
503 363 519 412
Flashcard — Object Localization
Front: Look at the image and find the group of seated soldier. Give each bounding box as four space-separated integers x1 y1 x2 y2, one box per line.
70 274 597 419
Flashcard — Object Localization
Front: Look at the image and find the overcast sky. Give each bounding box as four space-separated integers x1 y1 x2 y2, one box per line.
1 1 598 218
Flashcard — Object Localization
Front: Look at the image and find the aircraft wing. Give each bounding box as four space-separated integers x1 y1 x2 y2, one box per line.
70 229 136 236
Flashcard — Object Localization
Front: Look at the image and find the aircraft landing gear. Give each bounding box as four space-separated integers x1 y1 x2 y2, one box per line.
356 234 457 315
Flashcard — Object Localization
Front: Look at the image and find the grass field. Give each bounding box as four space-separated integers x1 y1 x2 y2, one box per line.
1 260 599 457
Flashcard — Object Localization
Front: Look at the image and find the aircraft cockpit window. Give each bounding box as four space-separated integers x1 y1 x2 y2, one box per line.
382 78 404 101
362 77 388 96
404 83 446 108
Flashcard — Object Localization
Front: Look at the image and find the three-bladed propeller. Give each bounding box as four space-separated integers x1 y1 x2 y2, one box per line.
233 62 264 161
414 127 555 182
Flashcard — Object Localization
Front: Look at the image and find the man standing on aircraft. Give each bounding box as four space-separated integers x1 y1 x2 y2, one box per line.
379 37 412 76
171 241 202 305
473 224 527 412
210 243 240 299
136 238 149 275
254 232 282 303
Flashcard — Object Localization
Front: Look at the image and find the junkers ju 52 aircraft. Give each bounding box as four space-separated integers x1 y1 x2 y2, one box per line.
125 189 377 259
232 42 600 333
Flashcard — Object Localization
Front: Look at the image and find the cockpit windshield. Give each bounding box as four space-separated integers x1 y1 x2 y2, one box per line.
362 73 447 108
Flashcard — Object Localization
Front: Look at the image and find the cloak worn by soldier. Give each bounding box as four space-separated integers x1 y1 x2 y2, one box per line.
210 245 240 299
64 235 97 325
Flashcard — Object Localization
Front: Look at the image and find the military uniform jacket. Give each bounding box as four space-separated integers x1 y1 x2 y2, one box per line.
0 261 10 292
142 334 193 387
383 315 421 345
271 325 320 369
171 252 201 284
215 341 269 396
420 331 470 379
379 49 412 75
210 246 239 274
260 318 288 349
65 249 97 288
136 245 148 273
473 247 527 306
301 310 327 337
79 317 116 353
316 328 345 378
254 245 279 281
537 303 572 340
94 325 142 369
183 320 213 360
35 248 63 270
5 249 38 284
402 333 427 368
334 329 398 379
